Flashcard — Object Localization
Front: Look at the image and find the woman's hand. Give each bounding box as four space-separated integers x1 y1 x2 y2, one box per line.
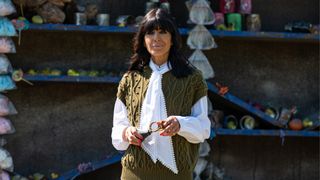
158 116 180 136
123 127 143 146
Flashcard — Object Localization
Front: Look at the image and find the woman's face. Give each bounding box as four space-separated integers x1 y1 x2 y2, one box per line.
144 28 172 63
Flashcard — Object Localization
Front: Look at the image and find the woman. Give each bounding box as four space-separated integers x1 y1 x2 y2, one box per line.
111 8 211 180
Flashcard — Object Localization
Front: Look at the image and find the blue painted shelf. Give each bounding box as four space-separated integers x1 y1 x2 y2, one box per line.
206 82 282 127
24 74 121 83
56 153 122 180
28 24 137 33
52 130 318 180
27 24 319 42
24 75 319 137
215 128 319 137
53 128 319 179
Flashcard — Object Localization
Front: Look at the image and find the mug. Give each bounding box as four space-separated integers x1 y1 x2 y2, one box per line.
226 13 242 31
74 12 87 25
96 14 109 26
246 14 261 31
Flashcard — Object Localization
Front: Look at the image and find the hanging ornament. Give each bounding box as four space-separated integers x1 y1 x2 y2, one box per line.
0 17 18 37
0 94 17 116
0 0 16 16
187 0 217 80
0 37 16 53
0 169 10 180
0 55 13 75
187 25 217 50
189 49 215 79
0 148 13 171
0 75 16 91
189 0 215 25
0 117 15 135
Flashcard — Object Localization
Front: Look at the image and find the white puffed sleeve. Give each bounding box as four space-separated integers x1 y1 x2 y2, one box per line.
111 98 130 150
175 96 211 143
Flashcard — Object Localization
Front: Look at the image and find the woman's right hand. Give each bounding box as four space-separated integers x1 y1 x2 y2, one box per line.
123 127 143 146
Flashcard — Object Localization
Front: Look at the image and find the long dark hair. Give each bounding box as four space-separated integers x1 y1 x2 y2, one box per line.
129 8 194 78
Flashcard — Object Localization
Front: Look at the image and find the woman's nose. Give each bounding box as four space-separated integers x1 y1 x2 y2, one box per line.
152 32 160 41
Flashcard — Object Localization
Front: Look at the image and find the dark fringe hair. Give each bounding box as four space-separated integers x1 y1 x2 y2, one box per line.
129 8 194 78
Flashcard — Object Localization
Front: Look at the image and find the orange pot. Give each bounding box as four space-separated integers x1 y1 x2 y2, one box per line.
289 119 303 130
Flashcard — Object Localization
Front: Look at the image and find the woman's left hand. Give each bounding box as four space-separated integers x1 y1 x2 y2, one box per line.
158 116 180 136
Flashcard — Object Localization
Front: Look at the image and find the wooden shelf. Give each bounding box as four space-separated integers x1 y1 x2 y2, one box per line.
27 24 319 42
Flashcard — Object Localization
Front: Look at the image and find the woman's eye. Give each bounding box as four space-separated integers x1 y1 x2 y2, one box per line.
146 31 155 35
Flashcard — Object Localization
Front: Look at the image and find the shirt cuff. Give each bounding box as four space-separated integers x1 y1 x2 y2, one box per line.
111 125 130 150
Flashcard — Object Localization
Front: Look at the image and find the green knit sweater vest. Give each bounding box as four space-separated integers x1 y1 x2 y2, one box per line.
116 66 208 180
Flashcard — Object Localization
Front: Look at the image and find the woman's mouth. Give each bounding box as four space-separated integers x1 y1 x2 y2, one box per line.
152 45 162 49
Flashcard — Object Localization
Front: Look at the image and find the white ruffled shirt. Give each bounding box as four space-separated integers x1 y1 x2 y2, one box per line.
111 60 211 173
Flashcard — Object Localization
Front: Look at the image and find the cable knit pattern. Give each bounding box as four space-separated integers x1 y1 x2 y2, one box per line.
116 66 207 180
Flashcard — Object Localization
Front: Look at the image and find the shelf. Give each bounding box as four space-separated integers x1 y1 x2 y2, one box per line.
28 24 137 33
24 75 121 84
54 129 318 180
56 153 122 180
24 75 277 124
24 75 318 138
181 28 319 42
206 82 282 127
214 128 319 137
27 24 319 42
